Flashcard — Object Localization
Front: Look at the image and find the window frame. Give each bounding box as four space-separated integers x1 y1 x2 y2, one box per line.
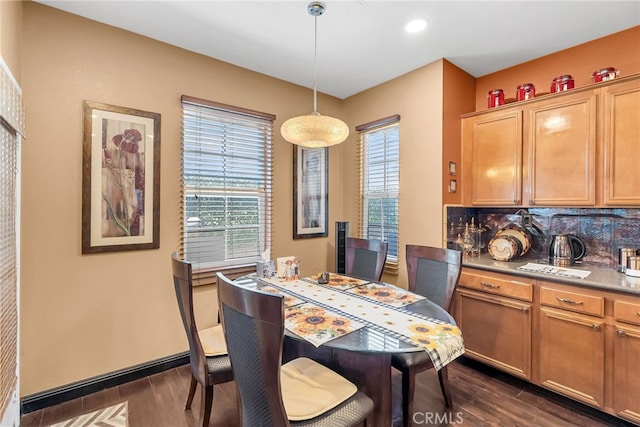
181 96 275 283
356 115 400 273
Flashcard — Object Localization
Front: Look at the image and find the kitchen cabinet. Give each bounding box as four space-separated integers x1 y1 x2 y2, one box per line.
456 266 640 425
461 108 522 206
538 285 605 409
461 73 639 207
602 78 640 205
454 270 532 379
524 92 597 206
612 300 640 424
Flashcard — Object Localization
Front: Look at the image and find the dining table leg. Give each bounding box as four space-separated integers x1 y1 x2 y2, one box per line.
283 337 393 427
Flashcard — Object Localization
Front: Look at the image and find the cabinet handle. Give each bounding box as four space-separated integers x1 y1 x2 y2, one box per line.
592 324 601 332
617 329 626 337
556 297 583 305
522 307 529 313
529 199 534 205
481 282 500 289
513 199 519 204
637 312 640 317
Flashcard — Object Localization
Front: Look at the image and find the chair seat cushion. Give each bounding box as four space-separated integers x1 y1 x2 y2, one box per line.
281 357 357 421
198 325 228 356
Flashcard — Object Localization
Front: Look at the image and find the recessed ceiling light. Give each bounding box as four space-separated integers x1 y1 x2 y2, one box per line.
405 18 428 33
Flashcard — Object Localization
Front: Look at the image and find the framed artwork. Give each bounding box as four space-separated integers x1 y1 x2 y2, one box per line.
293 146 328 239
82 101 161 253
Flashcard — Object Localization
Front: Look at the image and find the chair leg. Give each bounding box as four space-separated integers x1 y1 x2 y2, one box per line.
437 366 453 407
186 374 197 410
202 385 214 427
401 368 415 427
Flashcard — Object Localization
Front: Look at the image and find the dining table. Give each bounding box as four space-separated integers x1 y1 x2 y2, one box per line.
234 273 464 427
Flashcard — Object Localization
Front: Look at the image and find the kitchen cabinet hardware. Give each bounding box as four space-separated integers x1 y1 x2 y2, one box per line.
480 281 500 289
592 323 602 332
522 307 529 313
529 199 534 205
617 329 626 337
556 297 583 305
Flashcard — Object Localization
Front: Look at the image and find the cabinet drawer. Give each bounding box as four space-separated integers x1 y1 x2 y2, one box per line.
539 287 604 317
614 300 640 326
459 270 533 302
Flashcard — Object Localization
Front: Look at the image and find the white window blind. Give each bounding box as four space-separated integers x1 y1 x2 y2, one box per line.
357 115 400 269
0 56 23 420
181 96 274 276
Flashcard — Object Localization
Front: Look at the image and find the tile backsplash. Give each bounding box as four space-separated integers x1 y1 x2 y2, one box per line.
445 206 640 267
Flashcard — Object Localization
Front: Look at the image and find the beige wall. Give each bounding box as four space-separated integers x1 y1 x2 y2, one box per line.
20 2 346 396
1 0 22 82
343 61 446 288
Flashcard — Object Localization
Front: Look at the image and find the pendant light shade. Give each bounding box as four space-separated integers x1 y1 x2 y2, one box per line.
281 2 349 148
281 112 349 148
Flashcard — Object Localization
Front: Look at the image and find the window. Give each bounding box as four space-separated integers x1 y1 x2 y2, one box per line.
357 115 400 268
181 96 274 275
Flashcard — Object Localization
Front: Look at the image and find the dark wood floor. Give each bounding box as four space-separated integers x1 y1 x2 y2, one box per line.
20 357 635 427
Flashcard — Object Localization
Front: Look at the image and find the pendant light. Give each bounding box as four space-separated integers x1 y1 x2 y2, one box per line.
281 2 349 148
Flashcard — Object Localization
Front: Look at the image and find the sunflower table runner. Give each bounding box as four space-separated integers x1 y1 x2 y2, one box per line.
258 277 465 370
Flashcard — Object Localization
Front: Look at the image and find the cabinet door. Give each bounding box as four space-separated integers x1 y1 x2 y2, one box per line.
455 288 531 379
462 109 522 206
613 324 640 424
602 78 640 205
538 307 604 408
525 92 597 206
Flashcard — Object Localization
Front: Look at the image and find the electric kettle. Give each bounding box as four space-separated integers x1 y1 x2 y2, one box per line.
549 234 586 266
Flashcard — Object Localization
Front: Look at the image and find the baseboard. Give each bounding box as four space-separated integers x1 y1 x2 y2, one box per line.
20 352 189 414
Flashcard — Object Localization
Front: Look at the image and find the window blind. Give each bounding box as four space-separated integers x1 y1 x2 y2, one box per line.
0 56 23 419
181 96 274 280
356 115 400 272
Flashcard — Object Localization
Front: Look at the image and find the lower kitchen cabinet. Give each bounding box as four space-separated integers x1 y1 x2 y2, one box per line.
538 306 604 408
455 267 640 426
454 270 533 380
613 300 640 424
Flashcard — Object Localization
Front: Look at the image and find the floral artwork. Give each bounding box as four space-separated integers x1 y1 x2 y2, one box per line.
82 101 160 253
102 126 145 237
284 303 364 347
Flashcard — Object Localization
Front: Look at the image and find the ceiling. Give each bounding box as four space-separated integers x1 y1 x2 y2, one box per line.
35 1 640 99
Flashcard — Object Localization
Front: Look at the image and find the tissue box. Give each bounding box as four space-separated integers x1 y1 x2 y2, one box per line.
256 260 275 278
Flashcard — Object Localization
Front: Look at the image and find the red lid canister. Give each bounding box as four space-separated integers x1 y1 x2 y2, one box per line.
488 89 504 108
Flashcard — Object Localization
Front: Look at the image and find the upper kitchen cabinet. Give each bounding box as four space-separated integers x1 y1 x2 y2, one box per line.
601 77 640 206
462 74 640 207
524 91 597 206
461 107 523 206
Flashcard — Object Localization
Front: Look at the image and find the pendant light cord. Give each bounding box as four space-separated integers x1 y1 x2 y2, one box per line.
313 12 318 114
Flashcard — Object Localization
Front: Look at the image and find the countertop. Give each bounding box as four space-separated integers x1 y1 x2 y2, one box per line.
462 254 640 296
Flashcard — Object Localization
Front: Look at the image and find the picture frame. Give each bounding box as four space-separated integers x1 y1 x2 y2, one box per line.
293 146 328 239
82 101 161 253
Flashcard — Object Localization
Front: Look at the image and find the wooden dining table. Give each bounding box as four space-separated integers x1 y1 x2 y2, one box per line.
235 273 463 427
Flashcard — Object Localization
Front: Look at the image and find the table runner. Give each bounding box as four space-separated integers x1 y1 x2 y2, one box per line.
259 276 464 371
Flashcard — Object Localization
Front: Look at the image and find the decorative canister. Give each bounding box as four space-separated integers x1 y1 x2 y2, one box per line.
551 75 575 93
592 67 620 83
487 89 504 108
618 247 638 272
516 83 535 101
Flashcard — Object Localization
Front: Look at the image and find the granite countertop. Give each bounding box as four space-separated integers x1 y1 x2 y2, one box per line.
462 254 640 296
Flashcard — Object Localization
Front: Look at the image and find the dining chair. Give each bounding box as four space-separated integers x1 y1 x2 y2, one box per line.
391 244 462 427
345 237 388 282
171 252 235 427
216 272 374 426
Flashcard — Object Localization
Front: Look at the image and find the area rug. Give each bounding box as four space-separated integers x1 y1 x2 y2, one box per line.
49 401 128 427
